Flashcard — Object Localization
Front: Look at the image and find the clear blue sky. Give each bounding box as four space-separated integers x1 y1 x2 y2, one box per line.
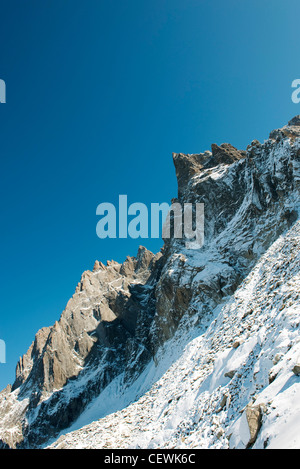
0 0 299 390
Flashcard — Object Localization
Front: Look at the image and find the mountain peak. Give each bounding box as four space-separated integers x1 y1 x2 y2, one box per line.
288 115 300 127
0 117 299 449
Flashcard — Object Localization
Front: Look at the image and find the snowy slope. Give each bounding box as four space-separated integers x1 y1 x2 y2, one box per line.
49 220 300 449
1 117 299 449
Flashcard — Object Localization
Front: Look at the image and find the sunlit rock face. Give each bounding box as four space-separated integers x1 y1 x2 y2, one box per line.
0 117 299 449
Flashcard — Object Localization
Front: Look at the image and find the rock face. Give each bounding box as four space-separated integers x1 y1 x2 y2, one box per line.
0 117 299 449
288 115 300 126
0 247 164 448
48 218 300 450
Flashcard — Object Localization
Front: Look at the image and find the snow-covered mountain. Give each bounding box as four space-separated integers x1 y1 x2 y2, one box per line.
49 220 300 449
0 116 299 449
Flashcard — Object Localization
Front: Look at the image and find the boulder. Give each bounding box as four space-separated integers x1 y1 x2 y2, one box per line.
245 404 262 447
292 364 300 376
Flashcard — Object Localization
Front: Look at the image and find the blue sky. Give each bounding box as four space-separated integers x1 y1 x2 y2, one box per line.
0 0 299 390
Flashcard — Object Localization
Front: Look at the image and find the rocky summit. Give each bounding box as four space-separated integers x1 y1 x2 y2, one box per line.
0 117 299 449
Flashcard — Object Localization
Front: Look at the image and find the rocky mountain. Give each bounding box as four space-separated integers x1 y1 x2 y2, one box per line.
49 219 300 449
0 116 299 449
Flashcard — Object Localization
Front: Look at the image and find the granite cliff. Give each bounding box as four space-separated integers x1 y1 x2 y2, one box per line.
0 116 299 449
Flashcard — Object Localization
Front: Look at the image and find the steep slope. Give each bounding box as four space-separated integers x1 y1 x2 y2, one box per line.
49 220 300 449
0 247 164 448
0 116 299 449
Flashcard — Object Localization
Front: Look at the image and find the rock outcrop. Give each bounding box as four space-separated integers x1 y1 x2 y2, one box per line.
48 218 300 450
0 116 299 449
0 247 164 448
